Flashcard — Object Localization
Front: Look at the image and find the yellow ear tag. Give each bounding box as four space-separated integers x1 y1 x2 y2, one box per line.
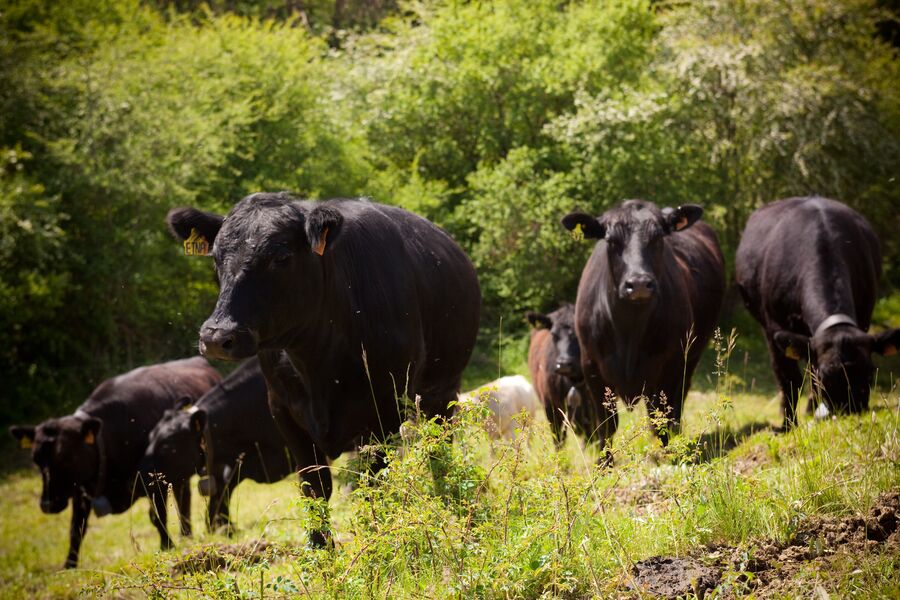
19 437 32 449
784 345 801 360
183 228 209 256
313 227 329 256
84 430 96 445
570 223 584 242
884 344 897 357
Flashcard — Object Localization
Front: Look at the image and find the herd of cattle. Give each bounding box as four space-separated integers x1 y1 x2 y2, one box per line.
9 193 899 568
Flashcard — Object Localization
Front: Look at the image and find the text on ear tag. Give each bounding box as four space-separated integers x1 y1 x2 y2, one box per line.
84 430 96 445
570 223 584 242
20 437 32 449
884 344 897 357
785 344 801 360
314 227 329 256
184 228 209 256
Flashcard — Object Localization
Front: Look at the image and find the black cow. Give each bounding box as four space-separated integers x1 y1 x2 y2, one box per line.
166 193 481 545
735 196 900 428
140 356 293 533
9 357 219 568
526 304 596 447
561 200 725 458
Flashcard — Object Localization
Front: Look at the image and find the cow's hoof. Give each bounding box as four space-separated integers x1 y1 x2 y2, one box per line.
63 559 78 569
596 450 614 469
92 496 112 517
160 539 175 551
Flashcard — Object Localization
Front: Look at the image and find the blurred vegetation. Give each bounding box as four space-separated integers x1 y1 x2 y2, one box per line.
1 0 898 425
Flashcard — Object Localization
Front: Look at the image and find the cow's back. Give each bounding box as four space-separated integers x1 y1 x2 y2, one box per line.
735 197 881 330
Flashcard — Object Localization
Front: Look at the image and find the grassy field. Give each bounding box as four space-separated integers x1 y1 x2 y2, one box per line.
2 323 899 599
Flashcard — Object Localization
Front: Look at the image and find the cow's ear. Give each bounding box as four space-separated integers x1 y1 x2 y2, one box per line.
305 205 343 256
81 418 102 446
664 204 703 232
561 212 605 239
872 328 900 357
166 207 224 246
9 426 36 449
773 331 811 361
525 311 552 330
190 409 207 433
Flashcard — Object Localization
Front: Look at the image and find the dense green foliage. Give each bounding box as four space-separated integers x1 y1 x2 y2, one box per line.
1 0 898 423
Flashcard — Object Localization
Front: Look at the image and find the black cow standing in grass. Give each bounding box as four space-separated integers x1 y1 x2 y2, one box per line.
9 357 219 568
735 196 900 429
166 193 481 546
140 356 293 534
561 200 725 461
526 304 596 447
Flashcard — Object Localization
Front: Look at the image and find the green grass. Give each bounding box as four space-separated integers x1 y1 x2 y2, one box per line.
2 327 900 599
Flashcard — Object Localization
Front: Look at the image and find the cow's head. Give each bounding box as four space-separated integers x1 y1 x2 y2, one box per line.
561 200 703 304
9 415 102 513
526 303 582 381
774 326 900 413
140 398 206 486
167 192 342 360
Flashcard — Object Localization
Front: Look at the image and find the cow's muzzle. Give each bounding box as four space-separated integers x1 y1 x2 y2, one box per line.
199 325 257 360
621 274 656 302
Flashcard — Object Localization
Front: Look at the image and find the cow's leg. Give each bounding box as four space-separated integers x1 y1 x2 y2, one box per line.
64 496 91 569
269 400 333 547
544 398 567 449
174 481 192 538
581 359 618 466
765 334 804 430
148 488 173 550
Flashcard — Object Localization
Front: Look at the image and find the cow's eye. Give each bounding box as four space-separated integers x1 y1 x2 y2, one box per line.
272 253 292 267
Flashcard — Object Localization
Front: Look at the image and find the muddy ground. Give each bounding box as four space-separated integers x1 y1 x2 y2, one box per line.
624 491 900 598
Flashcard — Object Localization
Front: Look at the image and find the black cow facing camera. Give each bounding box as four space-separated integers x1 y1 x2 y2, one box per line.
166 193 481 546
735 196 900 428
561 200 725 461
9 357 220 568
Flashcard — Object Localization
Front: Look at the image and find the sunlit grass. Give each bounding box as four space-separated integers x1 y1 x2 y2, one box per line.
2 341 898 598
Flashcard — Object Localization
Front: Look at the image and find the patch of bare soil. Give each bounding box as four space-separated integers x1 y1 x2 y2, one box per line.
171 540 299 575
731 443 770 475
623 491 900 599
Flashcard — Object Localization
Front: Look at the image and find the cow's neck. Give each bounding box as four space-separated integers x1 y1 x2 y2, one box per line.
599 273 659 381
800 251 857 334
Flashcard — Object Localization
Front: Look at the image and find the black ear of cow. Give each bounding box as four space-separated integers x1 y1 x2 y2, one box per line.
561 212 605 239
305 205 343 256
664 204 703 232
873 328 900 357
525 311 552 330
166 207 225 245
9 425 36 448
190 409 207 433
773 331 811 361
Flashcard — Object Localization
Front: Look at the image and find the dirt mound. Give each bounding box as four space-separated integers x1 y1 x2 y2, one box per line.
623 491 900 598
171 540 298 575
625 556 719 598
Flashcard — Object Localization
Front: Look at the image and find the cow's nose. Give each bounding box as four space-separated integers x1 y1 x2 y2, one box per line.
199 326 236 358
555 361 575 376
623 275 656 301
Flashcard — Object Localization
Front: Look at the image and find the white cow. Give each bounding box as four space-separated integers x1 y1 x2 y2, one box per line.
458 375 542 440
